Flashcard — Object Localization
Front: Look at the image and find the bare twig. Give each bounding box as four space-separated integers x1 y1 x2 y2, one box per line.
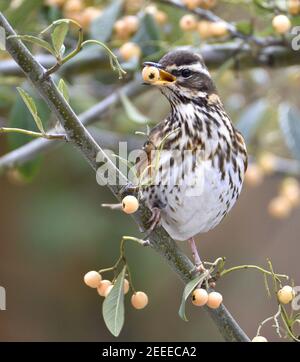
0 12 250 342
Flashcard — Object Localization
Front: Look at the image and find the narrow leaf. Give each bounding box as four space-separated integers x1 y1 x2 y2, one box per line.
90 0 123 42
6 0 44 27
9 83 50 180
58 79 69 102
11 35 55 55
17 87 44 133
51 22 69 56
236 99 268 144
132 13 161 56
102 266 126 337
17 87 37 115
279 103 300 163
178 274 207 322
120 93 149 124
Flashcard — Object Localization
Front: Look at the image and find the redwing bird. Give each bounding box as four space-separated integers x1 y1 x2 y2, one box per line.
135 50 248 266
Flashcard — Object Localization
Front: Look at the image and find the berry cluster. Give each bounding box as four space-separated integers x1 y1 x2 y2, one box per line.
116 5 168 61
192 288 223 309
84 270 148 309
46 0 102 29
245 154 300 220
180 15 228 38
268 178 300 219
44 0 299 64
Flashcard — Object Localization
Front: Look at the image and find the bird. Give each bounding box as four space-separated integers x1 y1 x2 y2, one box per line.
134 49 248 267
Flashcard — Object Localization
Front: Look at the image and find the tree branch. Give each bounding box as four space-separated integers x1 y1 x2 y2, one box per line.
1 40 299 78
154 0 242 37
154 0 295 48
0 79 144 173
0 12 250 342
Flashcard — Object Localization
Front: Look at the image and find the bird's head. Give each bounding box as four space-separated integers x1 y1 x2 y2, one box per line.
143 49 216 102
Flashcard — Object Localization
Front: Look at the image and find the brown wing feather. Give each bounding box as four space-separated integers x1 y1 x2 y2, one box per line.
135 122 164 180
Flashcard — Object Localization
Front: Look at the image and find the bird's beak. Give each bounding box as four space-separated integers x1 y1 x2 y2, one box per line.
143 61 176 86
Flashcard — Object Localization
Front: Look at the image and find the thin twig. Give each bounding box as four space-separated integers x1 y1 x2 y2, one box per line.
256 305 282 337
0 127 66 140
220 264 289 282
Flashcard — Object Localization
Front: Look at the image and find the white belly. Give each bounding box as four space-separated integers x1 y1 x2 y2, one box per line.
141 154 242 241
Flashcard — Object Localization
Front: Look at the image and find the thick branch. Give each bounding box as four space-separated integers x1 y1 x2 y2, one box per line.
0 12 250 342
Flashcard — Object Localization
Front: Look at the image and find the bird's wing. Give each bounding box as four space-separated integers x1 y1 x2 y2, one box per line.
134 123 164 183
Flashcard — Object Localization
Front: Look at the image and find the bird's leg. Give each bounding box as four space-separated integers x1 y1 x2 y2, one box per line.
188 237 204 272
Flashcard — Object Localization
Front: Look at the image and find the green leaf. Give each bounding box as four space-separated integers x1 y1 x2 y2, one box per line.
11 35 55 55
41 19 71 35
235 21 253 35
120 93 149 124
58 79 69 102
17 87 44 133
236 99 268 144
0 0 10 11
102 266 126 337
278 103 300 164
8 84 50 180
51 22 69 56
6 0 44 28
17 157 43 181
132 13 161 56
90 0 123 42
178 274 207 322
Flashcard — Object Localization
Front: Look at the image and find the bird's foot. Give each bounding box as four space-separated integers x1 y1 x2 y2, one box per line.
143 207 161 238
188 237 216 288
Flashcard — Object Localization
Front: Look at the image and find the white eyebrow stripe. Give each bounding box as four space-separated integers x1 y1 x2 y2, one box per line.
166 63 210 77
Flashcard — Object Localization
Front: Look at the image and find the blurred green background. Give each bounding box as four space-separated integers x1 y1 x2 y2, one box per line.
1 0 300 341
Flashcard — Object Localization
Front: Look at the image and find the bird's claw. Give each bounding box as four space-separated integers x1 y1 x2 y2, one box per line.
143 207 161 238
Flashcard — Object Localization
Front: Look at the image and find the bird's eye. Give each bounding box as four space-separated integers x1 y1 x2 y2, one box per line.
181 69 192 78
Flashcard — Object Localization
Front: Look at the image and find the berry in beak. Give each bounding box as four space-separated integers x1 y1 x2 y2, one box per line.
142 62 176 85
